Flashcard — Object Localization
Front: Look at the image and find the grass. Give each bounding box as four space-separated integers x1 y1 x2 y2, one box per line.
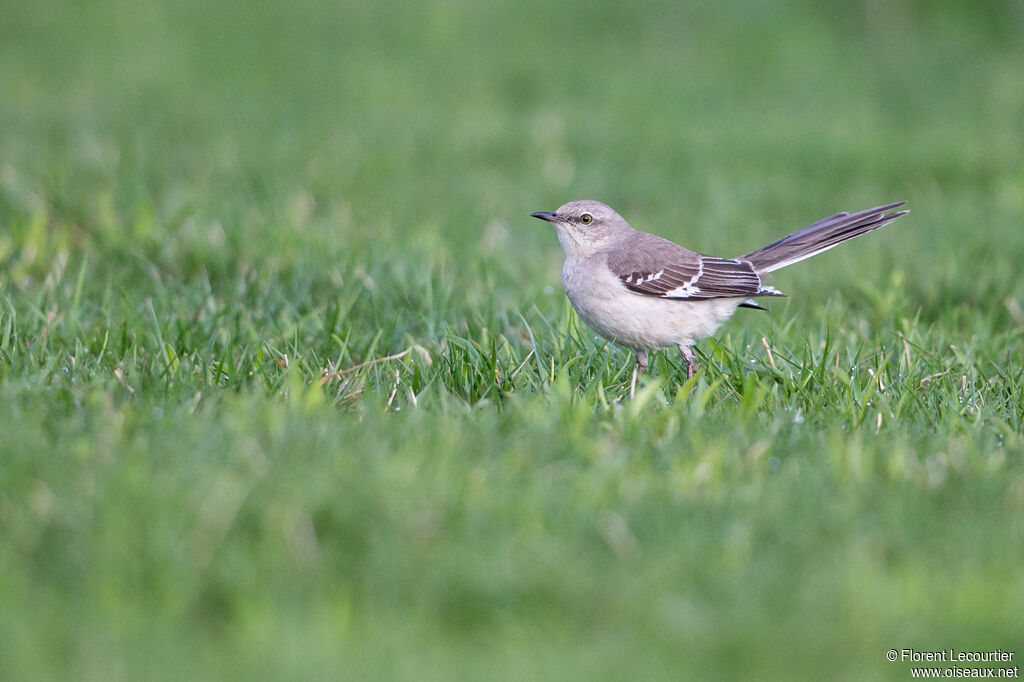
2 0 1024 679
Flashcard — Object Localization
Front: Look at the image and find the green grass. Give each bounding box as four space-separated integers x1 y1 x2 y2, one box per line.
2 0 1024 679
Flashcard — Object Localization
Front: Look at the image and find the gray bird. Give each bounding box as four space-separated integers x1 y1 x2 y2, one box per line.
531 199 908 394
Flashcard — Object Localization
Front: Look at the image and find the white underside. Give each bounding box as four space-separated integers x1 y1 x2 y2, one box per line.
562 257 744 351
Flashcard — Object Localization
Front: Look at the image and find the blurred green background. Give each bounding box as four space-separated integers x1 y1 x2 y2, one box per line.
1 0 1023 679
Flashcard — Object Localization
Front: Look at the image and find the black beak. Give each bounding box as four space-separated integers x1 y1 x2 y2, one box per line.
530 211 560 223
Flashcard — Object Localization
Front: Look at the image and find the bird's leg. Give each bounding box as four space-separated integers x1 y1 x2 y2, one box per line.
636 349 649 374
679 345 697 380
630 349 649 398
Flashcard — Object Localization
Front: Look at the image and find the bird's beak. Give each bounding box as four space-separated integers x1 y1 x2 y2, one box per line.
530 211 560 223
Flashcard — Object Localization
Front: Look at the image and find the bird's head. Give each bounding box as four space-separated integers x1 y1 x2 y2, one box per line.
531 200 632 257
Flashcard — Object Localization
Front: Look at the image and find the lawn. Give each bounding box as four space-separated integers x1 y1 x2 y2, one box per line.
1 0 1023 679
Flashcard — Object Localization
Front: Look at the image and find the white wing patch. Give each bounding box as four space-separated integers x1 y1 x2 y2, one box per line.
663 282 701 298
660 257 702 299
628 269 665 286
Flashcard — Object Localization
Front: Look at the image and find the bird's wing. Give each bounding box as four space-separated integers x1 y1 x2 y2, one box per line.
606 232 784 300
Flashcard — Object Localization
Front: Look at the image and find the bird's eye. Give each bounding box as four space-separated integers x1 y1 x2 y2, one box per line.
579 213 593 225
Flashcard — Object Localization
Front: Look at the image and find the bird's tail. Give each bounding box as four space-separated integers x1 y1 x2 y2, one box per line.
743 201 908 273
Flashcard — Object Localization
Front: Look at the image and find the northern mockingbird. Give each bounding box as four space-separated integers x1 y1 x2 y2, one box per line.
531 199 908 394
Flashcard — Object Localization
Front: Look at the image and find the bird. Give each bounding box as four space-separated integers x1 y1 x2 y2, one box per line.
530 199 908 395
